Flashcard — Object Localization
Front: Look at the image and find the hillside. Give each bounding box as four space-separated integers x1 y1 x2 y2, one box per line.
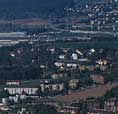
0 0 74 19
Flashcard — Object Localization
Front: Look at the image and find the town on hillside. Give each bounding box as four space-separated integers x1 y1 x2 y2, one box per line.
0 0 117 114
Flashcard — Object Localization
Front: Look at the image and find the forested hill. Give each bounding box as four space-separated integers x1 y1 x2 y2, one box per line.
0 0 74 19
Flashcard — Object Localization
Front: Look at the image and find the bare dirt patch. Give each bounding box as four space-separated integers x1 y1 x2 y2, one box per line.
0 18 49 26
55 83 118 103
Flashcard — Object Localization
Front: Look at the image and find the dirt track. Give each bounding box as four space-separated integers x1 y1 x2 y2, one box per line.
55 83 118 103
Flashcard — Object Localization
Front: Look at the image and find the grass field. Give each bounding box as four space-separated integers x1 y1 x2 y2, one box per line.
41 41 118 49
21 79 41 87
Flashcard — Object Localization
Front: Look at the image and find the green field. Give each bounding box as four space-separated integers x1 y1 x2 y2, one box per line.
40 41 118 49
21 79 41 87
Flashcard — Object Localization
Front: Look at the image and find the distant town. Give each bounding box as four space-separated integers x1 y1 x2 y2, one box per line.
0 0 118 114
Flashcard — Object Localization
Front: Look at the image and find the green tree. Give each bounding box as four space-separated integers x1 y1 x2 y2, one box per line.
0 89 9 98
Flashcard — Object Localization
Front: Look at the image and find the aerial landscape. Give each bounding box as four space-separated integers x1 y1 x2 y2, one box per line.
0 0 117 114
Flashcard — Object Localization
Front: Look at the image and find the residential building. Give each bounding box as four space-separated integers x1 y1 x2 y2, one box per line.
90 74 105 84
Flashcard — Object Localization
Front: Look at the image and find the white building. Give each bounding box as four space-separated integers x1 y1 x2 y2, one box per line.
40 83 64 92
72 53 78 60
5 88 38 95
6 80 21 86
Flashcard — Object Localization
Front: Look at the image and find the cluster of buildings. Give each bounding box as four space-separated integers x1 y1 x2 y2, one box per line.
57 98 118 114
62 0 118 33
